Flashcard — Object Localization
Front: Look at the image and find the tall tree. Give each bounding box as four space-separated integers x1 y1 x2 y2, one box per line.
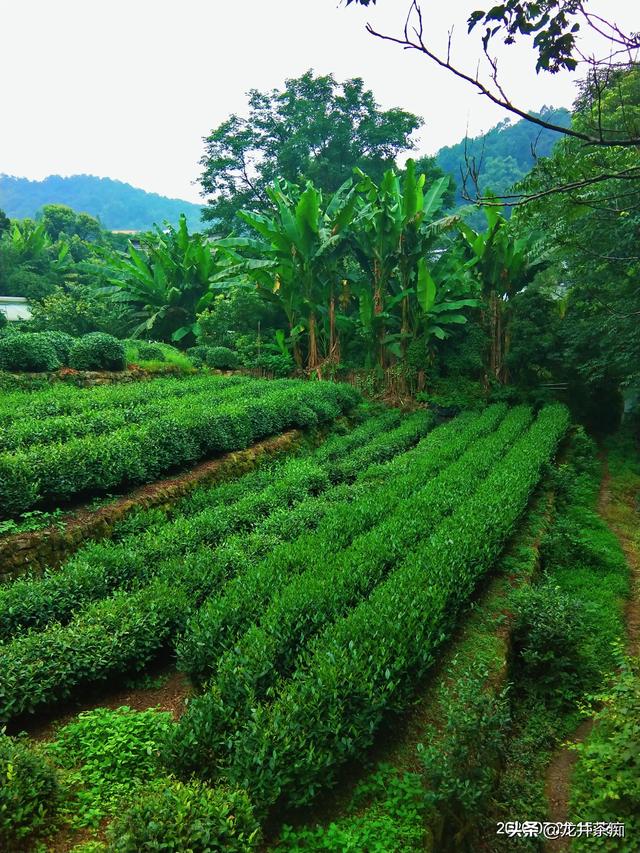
199 70 422 233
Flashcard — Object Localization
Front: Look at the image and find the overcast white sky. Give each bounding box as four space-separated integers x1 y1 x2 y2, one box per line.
1 0 636 202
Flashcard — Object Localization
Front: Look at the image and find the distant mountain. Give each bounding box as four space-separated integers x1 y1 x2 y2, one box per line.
0 174 204 232
435 107 571 213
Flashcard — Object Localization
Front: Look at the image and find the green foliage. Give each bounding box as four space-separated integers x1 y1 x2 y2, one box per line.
45 706 173 828
0 412 402 647
107 780 260 852
417 376 486 414
69 333 126 371
4 267 57 300
0 376 358 518
419 667 511 850
254 352 294 377
197 287 277 348
435 110 570 214
167 406 568 807
28 283 134 338
510 581 592 703
279 765 427 851
40 203 101 243
570 659 640 848
124 340 194 372
200 70 421 233
38 330 76 364
102 214 231 345
187 344 240 370
0 732 59 851
124 339 165 361
0 331 61 372
513 67 640 406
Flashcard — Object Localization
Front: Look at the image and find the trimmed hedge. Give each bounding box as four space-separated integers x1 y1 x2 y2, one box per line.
174 406 507 687
168 405 569 814
0 333 61 372
0 378 360 517
68 332 126 371
0 411 430 716
188 344 241 370
178 407 533 749
0 580 188 722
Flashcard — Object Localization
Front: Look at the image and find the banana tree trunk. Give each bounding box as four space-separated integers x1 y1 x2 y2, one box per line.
489 290 499 382
373 260 385 368
329 289 340 363
307 311 319 371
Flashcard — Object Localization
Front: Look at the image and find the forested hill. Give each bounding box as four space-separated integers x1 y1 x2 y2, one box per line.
435 107 571 208
0 174 203 232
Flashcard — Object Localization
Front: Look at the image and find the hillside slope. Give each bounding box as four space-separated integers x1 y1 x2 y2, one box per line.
435 107 571 210
0 174 203 232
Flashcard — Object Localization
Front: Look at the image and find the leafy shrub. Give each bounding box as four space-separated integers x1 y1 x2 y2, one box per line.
279 765 427 851
0 378 358 518
510 581 589 703
45 706 174 828
6 268 57 301
570 658 640 849
129 340 166 361
107 780 260 852
0 332 61 372
69 333 126 371
38 330 75 364
255 352 294 377
0 733 59 851
0 311 6 331
419 668 510 850
188 344 240 370
416 377 485 415
206 346 240 370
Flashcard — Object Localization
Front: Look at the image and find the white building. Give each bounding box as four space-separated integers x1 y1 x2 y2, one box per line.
0 296 32 322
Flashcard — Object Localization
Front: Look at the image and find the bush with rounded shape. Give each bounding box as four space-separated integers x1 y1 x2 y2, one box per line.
0 733 59 851
69 333 126 371
187 344 239 370
107 780 260 852
125 340 166 362
38 331 76 365
0 333 61 372
207 346 240 370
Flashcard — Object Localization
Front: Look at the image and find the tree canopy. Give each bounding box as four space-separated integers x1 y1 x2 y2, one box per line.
199 70 424 233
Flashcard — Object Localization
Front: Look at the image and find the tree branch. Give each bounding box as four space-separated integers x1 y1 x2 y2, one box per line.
364 1 640 147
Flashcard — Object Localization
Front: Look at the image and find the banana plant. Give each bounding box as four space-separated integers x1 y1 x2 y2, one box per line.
10 220 51 264
100 215 232 344
219 178 359 370
350 161 454 366
459 202 546 383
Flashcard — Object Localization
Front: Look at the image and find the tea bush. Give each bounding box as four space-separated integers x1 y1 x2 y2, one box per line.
68 332 126 371
0 332 61 372
107 780 260 852
0 733 59 851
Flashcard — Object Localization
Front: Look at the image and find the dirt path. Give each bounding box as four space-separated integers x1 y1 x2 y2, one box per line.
544 450 640 851
598 457 640 658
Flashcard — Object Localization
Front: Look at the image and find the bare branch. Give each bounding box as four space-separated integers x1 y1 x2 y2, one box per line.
364 2 640 147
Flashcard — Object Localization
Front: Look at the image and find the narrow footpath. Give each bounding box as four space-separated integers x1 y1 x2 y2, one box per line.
544 450 640 852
